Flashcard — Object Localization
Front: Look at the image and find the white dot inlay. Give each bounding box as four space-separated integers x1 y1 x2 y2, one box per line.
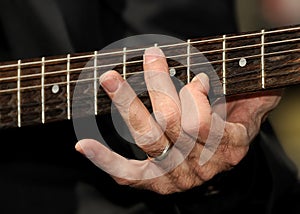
169 68 176 76
52 84 59 94
239 58 247 67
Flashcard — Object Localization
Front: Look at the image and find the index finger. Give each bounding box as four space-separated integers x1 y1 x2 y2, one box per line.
99 70 169 158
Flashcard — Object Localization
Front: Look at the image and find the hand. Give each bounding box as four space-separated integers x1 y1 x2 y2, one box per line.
75 47 282 194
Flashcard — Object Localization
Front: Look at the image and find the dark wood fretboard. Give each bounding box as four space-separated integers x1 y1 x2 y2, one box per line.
1 24 300 129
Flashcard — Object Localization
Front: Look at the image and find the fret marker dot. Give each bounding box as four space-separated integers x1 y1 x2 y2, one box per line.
169 68 176 76
239 58 247 67
52 84 59 94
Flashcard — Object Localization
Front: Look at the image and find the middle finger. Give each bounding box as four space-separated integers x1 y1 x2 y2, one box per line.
143 47 182 142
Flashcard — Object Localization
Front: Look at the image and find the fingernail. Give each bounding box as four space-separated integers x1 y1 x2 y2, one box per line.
99 72 121 93
75 142 95 159
192 73 210 92
144 47 165 64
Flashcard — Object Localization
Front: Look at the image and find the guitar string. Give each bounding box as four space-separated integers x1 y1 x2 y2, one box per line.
1 26 299 125
1 47 300 93
0 47 300 94
0 67 296 113
0 33 299 73
0 36 300 83
0 25 299 70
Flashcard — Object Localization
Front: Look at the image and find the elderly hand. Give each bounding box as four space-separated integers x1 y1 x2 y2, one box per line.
75 47 282 195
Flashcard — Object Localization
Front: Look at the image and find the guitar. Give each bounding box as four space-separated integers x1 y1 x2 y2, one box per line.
1 24 300 129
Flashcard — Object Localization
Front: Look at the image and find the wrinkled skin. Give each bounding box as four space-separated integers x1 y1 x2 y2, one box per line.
75 47 282 195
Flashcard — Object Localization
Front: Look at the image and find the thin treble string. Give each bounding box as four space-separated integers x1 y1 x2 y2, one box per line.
1 47 300 94
1 46 300 92
1 35 300 83
0 24 300 70
1 33 299 73
0 61 123 82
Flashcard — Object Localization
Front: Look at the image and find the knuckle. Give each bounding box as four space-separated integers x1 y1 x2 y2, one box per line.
217 142 248 167
227 146 249 166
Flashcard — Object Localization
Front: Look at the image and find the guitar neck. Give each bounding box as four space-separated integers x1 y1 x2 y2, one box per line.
1 24 300 129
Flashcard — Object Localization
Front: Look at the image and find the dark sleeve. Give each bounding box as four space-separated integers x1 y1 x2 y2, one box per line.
0 0 74 61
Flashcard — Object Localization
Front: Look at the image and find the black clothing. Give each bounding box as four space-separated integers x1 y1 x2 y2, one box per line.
0 0 299 213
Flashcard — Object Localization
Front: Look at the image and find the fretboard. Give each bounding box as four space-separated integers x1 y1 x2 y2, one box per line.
1 24 300 129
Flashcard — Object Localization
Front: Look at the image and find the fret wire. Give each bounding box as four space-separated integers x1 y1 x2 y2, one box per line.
0 66 81 81
8 46 300 86
0 25 299 70
199 47 300 68
17 60 21 127
0 48 261 82
41 57 45 124
94 51 98 116
1 35 300 79
187 39 191 83
2 71 295 117
261 30 265 89
6 32 299 83
16 35 300 74
67 54 71 120
4 78 97 93
222 35 226 95
3 73 282 105
1 46 300 94
123 47 127 80
0 57 167 82
0 74 277 97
